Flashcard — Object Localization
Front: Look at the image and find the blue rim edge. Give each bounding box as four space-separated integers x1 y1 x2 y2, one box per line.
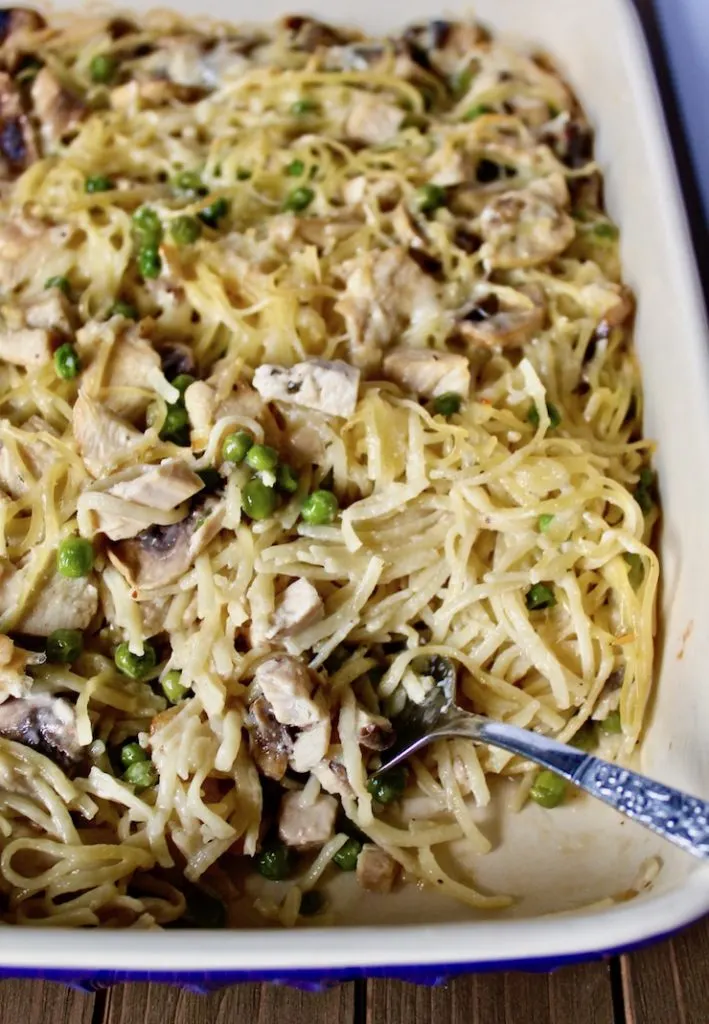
0 916 695 992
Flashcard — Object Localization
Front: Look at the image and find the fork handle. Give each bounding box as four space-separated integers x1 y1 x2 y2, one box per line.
474 716 709 860
404 711 709 860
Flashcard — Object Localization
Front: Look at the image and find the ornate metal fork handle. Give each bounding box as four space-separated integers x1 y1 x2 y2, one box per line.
382 710 709 860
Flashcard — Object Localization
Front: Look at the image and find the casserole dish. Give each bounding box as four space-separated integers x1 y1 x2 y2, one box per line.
1 0 708 987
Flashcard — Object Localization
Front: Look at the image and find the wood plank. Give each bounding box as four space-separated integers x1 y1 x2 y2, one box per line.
0 979 95 1024
366 962 615 1024
104 978 356 1024
622 914 709 1024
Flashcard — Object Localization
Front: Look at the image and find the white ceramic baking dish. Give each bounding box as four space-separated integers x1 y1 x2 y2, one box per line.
2 0 708 986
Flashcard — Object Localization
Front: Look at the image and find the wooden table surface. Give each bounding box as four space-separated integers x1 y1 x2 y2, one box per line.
2 1 708 1022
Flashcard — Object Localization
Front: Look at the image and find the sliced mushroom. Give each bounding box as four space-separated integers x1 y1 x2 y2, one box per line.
31 67 86 147
278 789 338 849
280 15 350 52
0 7 46 42
400 20 481 77
0 71 37 175
246 695 292 781
455 284 545 350
108 498 224 591
0 695 81 768
157 342 196 380
390 205 441 273
542 113 594 169
479 173 576 269
313 757 353 799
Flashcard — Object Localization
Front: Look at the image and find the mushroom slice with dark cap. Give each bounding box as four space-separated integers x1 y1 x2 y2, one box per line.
0 694 82 769
456 284 545 350
246 695 292 781
0 71 36 174
108 497 225 591
157 342 196 380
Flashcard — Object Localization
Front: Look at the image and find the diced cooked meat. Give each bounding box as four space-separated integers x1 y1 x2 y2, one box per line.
31 67 86 145
355 706 395 750
252 655 322 728
278 789 337 849
382 347 470 399
456 286 545 350
252 359 360 418
0 694 81 768
344 93 405 145
479 174 576 269
24 291 74 334
108 498 224 591
246 695 292 781
335 247 441 367
356 843 399 893
185 373 281 448
0 325 52 368
342 174 401 210
0 416 57 498
0 564 98 635
84 460 205 541
0 218 75 291
78 322 163 421
289 714 331 773
0 71 37 173
110 78 202 110
265 579 324 641
72 392 143 478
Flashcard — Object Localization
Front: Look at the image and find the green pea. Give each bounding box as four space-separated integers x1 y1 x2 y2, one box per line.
593 222 619 240
46 628 83 664
137 246 161 280
301 489 338 525
245 444 279 473
276 463 299 494
236 167 252 181
85 175 114 193
525 582 556 611
332 837 362 871
538 514 555 532
600 710 622 735
283 186 314 213
89 53 118 84
108 299 138 320
416 183 446 215
159 402 190 445
174 169 207 196
162 669 189 704
124 759 157 791
463 103 492 121
44 275 70 296
222 430 253 464
530 769 566 808
367 765 407 804
528 401 561 430
170 215 202 246
623 552 645 590
286 159 305 177
255 843 293 880
171 373 195 395
433 392 462 417
114 641 157 680
120 742 147 769
299 890 326 916
634 467 656 515
241 478 277 521
291 98 318 116
54 343 81 380
56 537 94 579
198 197 230 228
450 68 473 99
132 206 163 247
